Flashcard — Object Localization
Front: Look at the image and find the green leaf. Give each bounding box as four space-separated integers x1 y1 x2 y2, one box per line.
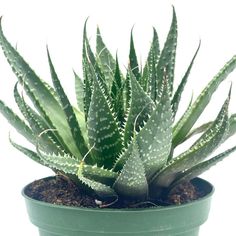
181 113 236 144
37 149 79 174
156 7 177 97
226 114 236 139
173 55 236 147
129 29 140 80
83 20 108 95
114 77 173 175
74 71 84 113
111 56 125 124
87 77 123 168
14 83 64 154
9 137 44 166
170 145 236 189
82 165 118 186
0 100 34 144
78 173 117 199
77 160 117 198
154 90 230 187
123 71 155 146
83 64 93 121
182 122 212 142
142 27 160 96
96 26 116 90
0 20 82 159
137 77 173 178
167 93 193 162
123 71 131 113
37 145 118 198
113 139 148 200
47 49 89 160
171 41 200 118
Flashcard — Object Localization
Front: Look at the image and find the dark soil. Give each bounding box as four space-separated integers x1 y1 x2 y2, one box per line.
24 175 205 209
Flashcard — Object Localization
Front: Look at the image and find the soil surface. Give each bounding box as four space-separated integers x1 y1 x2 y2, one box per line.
24 175 205 209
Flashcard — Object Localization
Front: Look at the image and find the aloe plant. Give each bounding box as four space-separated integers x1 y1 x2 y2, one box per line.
0 8 236 204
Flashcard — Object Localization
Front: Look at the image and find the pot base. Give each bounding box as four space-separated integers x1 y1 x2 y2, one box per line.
38 228 199 236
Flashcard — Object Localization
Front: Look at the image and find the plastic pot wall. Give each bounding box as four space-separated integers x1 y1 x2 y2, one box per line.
22 177 214 236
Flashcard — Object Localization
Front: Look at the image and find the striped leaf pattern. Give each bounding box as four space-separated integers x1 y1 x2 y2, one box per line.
142 28 160 97
123 71 155 146
74 72 85 113
88 78 123 168
173 55 236 146
14 83 64 154
137 77 173 178
47 49 89 159
113 139 148 199
154 90 230 187
156 7 177 97
171 42 200 118
96 27 116 90
1 9 236 201
129 30 140 80
0 100 34 143
170 145 236 188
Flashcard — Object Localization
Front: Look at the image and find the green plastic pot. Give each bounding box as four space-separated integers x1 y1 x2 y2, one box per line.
22 177 214 236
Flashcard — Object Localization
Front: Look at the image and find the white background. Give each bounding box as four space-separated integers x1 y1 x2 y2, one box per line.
0 0 235 235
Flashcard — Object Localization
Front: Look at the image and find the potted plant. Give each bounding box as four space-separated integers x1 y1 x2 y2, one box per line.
0 7 236 236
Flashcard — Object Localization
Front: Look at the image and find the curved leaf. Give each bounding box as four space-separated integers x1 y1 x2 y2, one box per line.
154 90 230 187
47 49 89 160
0 100 34 144
170 145 236 189
173 55 236 147
172 41 200 118
14 83 64 154
0 20 81 159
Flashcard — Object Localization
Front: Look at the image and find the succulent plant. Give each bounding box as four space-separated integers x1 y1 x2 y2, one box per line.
0 8 236 204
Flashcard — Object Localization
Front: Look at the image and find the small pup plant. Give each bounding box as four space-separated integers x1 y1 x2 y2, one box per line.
0 8 236 206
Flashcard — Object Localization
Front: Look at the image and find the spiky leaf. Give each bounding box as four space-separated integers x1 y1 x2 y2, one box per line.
77 162 117 198
87 78 123 168
0 100 34 144
113 139 148 200
9 137 44 166
83 21 108 96
123 71 155 145
14 83 64 154
74 72 84 113
111 55 125 124
226 114 236 139
137 77 173 177
171 42 200 118
142 27 160 96
47 49 89 159
156 7 177 97
0 20 81 159
96 27 116 89
173 55 236 147
129 30 140 80
170 145 236 189
154 91 230 187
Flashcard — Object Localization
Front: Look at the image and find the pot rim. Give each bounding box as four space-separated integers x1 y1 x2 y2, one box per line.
22 176 214 213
